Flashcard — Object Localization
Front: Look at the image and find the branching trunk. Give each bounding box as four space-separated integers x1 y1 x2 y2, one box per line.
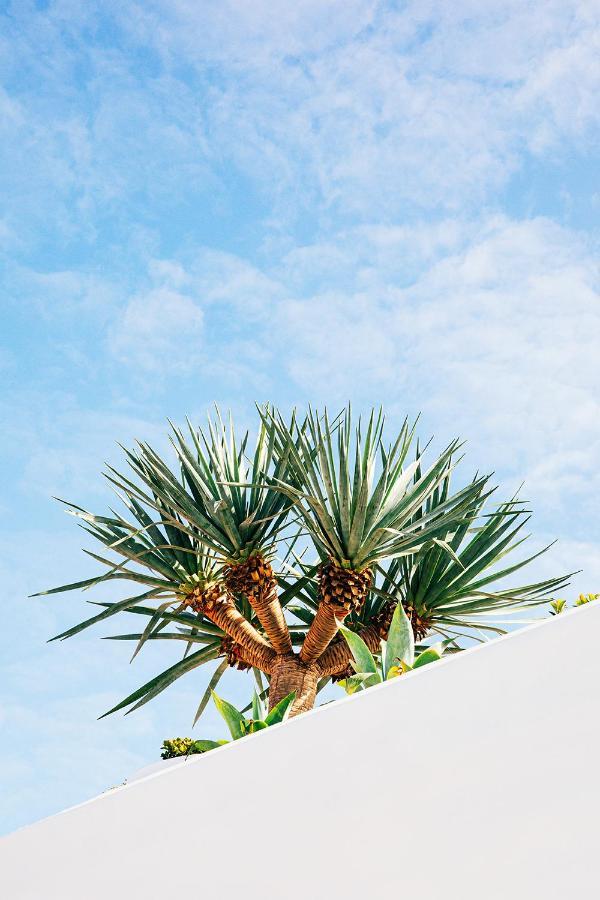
224 554 292 655
220 635 277 673
190 587 276 674
268 655 320 717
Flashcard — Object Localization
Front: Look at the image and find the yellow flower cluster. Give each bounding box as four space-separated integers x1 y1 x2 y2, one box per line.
160 737 196 759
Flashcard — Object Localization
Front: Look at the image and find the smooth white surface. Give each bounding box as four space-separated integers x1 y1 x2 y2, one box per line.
2 604 599 899
125 756 181 783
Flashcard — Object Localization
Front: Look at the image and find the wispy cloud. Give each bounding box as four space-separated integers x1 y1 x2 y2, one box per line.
110 287 204 372
275 217 600 519
115 0 600 216
1 1 599 243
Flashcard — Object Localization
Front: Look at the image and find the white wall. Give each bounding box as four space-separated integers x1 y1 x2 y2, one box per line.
2 604 599 900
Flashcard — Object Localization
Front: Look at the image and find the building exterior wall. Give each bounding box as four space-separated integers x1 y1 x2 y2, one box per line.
1 603 598 899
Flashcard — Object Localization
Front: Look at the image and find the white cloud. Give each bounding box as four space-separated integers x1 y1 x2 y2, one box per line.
100 215 599 543
181 248 281 320
2 1 598 235
535 536 600 596
264 218 600 567
25 269 119 319
107 0 600 217
274 215 600 473
120 0 378 63
516 22 600 150
110 287 204 373
106 251 284 384
1 395 167 502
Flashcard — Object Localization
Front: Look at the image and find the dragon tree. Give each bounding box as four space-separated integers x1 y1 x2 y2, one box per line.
36 406 569 721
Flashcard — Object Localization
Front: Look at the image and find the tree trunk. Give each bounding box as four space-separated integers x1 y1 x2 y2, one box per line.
224 555 292 655
191 591 276 673
299 600 343 664
268 655 320 717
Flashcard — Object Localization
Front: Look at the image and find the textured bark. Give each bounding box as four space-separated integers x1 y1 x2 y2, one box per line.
224 554 292 655
226 640 276 673
317 625 381 677
268 655 320 717
299 601 343 664
206 602 276 673
299 560 372 664
190 587 276 674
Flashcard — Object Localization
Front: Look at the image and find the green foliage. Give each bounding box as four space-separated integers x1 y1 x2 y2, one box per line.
262 406 490 570
161 690 296 758
550 599 567 615
376 473 572 642
162 411 300 561
337 602 448 694
161 736 228 758
384 600 414 676
209 689 296 741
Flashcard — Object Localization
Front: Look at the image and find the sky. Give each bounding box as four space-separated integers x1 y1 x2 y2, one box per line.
1 0 599 836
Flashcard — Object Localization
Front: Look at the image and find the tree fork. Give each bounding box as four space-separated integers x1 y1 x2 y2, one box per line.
224 554 292 655
190 586 276 674
220 636 275 674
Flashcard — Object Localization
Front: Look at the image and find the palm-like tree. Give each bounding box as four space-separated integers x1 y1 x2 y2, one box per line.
259 407 497 710
36 406 570 721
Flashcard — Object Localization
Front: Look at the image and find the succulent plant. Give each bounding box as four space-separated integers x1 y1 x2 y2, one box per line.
161 689 296 758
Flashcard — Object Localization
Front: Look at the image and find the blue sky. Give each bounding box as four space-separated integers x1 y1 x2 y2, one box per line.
1 0 599 835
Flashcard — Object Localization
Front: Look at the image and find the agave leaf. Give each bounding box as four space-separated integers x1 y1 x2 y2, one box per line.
264 691 296 726
248 720 269 732
211 691 246 740
384 601 414 675
251 690 264 721
340 672 381 693
240 687 269 716
412 646 443 668
190 739 229 752
338 624 379 676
